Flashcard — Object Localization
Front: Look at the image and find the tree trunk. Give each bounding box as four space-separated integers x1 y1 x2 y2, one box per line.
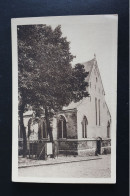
45 106 53 142
19 108 27 157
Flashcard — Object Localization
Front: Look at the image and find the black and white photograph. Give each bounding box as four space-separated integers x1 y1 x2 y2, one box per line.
12 15 118 183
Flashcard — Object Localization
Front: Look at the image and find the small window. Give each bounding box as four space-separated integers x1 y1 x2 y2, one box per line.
98 99 100 126
90 82 91 88
107 121 110 138
95 98 97 125
58 115 67 139
42 121 47 138
96 77 98 82
82 116 88 138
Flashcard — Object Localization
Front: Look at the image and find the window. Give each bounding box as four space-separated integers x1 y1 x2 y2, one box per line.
18 124 23 138
38 119 47 139
98 99 100 126
82 116 88 138
95 98 97 125
96 77 98 82
42 121 47 138
90 82 91 88
107 121 110 138
58 115 67 139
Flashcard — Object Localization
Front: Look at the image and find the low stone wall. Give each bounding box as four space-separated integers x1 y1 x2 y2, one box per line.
58 140 78 155
101 139 111 154
57 139 111 156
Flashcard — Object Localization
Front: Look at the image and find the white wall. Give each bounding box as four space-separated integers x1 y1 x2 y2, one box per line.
77 62 111 139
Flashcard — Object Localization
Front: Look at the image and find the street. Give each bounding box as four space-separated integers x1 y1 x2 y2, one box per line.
19 155 111 178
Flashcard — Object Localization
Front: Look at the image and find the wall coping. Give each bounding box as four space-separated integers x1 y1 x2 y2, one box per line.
57 138 111 142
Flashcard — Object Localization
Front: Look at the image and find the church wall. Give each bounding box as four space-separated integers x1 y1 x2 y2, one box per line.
77 63 111 140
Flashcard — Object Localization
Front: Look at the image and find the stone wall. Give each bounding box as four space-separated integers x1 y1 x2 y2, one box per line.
57 139 111 156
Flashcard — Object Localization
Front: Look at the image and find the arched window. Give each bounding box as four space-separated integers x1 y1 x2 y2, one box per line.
42 121 47 138
38 119 47 139
98 99 100 126
58 115 67 139
107 121 110 138
18 123 23 138
82 116 88 138
95 98 97 125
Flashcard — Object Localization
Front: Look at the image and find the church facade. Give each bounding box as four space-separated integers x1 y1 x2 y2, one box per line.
51 56 111 156
19 56 111 157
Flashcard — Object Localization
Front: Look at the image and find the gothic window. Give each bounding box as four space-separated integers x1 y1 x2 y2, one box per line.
98 99 100 126
42 121 47 138
82 116 88 138
107 121 110 138
58 115 67 139
38 119 47 139
18 124 22 138
95 98 97 125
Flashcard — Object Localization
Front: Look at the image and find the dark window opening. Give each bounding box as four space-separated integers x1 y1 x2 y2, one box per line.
18 124 23 138
98 99 100 126
107 121 110 138
95 98 97 125
42 121 47 138
58 115 67 139
82 116 88 138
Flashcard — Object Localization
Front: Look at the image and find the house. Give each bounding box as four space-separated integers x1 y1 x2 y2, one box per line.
19 55 111 157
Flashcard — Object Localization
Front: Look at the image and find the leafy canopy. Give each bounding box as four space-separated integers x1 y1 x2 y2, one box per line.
18 25 89 114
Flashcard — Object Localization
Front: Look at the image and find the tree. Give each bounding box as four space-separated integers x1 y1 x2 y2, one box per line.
18 25 89 157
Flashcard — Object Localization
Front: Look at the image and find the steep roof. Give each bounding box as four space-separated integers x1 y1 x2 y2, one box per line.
63 58 95 110
82 58 95 82
63 100 83 110
62 56 106 111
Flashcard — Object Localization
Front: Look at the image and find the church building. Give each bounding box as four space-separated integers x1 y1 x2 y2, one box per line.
51 55 111 156
19 55 111 157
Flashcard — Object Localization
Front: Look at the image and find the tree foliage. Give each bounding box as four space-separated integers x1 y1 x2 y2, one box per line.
18 25 89 155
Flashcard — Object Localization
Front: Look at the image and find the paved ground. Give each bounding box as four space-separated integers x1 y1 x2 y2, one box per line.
18 155 101 168
18 154 111 178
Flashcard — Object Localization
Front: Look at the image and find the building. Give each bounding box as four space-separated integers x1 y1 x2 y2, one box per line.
52 55 111 156
19 55 111 157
